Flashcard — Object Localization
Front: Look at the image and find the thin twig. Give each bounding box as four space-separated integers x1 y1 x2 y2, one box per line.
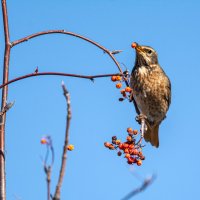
45 166 51 200
53 82 72 200
0 72 122 90
121 174 156 200
41 136 54 200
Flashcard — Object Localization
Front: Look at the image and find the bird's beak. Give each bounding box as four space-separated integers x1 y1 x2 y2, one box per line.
135 44 144 53
131 42 145 54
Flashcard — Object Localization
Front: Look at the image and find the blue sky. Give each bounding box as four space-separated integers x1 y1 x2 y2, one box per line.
0 0 200 199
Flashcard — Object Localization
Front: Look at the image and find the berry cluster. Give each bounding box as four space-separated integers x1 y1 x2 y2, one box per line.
104 128 145 166
111 75 132 102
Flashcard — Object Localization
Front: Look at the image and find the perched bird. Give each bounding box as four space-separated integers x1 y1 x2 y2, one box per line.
130 43 171 148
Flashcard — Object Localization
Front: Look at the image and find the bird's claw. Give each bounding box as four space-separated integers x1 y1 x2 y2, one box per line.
135 114 147 124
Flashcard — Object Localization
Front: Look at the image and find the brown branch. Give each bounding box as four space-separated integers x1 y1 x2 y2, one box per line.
41 136 54 200
0 72 122 89
121 175 156 200
0 0 11 199
40 136 55 200
11 29 123 73
45 166 51 200
53 82 72 200
42 162 52 200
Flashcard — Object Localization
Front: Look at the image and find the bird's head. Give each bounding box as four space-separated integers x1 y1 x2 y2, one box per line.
132 43 158 66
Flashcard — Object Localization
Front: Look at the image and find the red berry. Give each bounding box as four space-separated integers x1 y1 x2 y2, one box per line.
133 130 138 135
112 136 117 140
123 143 129 148
138 152 143 157
119 143 124 150
140 155 145 160
104 142 110 148
137 159 142 166
120 89 126 97
116 76 122 81
117 151 122 156
126 136 132 142
132 149 139 155
120 89 125 94
116 140 121 145
131 42 137 49
116 83 122 89
124 148 129 153
67 144 74 151
111 76 117 82
127 157 134 164
127 127 133 134
108 144 115 150
129 144 134 149
119 98 124 101
125 153 131 158
40 138 47 144
125 87 132 93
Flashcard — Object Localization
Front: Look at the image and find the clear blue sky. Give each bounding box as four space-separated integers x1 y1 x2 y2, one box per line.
0 0 200 199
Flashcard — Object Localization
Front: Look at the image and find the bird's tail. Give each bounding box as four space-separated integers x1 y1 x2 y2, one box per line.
144 124 159 148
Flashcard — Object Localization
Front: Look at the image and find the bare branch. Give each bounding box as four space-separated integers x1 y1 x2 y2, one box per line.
121 174 156 200
11 30 123 73
1 0 11 199
53 82 72 200
46 166 51 200
41 136 54 200
0 72 122 90
1 0 10 44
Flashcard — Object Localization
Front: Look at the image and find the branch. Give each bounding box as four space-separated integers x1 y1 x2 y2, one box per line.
0 72 122 90
1 0 11 199
2 0 10 44
11 30 123 73
41 136 54 200
46 166 51 200
53 82 72 200
121 175 156 200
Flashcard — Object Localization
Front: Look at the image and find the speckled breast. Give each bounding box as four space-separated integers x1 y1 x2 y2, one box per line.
130 65 170 124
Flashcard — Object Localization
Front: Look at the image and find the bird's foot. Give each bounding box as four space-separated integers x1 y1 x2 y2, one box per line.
135 114 147 124
136 114 149 138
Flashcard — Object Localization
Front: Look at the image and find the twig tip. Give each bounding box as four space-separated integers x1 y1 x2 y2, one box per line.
61 80 65 86
111 50 123 55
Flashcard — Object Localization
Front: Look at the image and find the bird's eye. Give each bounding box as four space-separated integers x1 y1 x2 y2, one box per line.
147 50 152 54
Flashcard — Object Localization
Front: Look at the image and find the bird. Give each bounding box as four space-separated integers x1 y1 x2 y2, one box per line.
130 43 171 148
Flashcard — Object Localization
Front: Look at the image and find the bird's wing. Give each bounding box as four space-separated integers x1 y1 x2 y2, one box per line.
133 98 140 115
164 76 171 108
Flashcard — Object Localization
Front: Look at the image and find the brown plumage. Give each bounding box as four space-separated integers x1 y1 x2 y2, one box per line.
130 43 171 148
